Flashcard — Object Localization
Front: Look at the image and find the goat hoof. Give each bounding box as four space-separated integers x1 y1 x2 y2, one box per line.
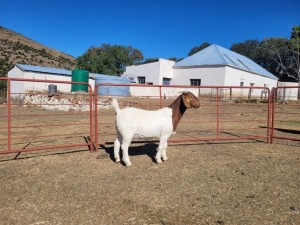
162 157 168 161
125 162 132 167
115 158 120 163
156 159 163 164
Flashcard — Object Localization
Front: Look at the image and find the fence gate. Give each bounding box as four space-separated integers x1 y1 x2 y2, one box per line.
94 84 272 149
271 86 300 143
0 78 94 156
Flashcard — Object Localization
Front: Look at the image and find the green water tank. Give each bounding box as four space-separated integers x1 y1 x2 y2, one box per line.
71 69 89 92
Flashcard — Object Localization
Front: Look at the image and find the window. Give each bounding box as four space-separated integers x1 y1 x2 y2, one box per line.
250 83 255 93
190 79 201 86
137 76 145 84
263 84 268 93
162 78 171 85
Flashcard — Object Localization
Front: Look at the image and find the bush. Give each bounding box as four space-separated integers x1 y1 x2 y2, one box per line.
234 98 260 104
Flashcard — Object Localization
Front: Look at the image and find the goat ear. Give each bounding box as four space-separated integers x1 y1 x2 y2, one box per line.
182 94 191 108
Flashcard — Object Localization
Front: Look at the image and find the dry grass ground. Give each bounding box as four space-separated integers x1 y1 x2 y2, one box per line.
0 140 299 225
0 97 299 225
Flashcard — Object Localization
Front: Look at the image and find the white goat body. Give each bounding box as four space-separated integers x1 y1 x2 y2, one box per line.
112 99 173 166
114 106 173 138
112 92 200 166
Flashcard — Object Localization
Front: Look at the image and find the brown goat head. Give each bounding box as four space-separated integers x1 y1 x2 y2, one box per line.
181 91 200 108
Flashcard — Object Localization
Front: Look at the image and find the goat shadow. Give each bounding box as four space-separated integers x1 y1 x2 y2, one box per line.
259 126 300 135
100 142 159 165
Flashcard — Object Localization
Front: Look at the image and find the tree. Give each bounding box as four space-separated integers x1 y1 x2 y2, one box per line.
258 25 300 83
259 37 292 79
188 42 211 56
76 44 144 75
143 58 159 63
230 40 261 62
230 26 300 83
168 57 177 61
288 26 300 82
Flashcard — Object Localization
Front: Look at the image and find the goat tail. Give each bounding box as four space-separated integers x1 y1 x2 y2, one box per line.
111 98 121 114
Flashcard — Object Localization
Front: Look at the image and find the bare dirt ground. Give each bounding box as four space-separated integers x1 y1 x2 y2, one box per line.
0 97 300 225
0 140 299 225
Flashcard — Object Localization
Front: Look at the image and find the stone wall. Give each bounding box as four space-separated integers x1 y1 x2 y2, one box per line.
22 94 112 111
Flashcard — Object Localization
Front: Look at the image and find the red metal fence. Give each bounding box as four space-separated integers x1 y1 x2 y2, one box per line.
95 84 272 148
0 78 94 155
1 78 299 156
271 86 300 143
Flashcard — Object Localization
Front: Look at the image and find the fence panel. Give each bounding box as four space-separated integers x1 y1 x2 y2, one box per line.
95 84 271 149
0 78 94 155
271 86 300 143
2 78 298 156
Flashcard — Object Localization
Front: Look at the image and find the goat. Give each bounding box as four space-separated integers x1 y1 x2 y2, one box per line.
111 91 200 166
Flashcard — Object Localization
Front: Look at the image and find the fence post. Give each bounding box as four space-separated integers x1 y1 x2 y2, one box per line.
216 87 220 139
270 88 276 144
248 87 252 99
94 84 99 151
89 86 95 151
7 79 11 152
159 86 162 108
266 88 271 143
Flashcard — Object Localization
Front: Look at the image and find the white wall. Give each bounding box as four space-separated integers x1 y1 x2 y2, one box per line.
124 59 175 96
7 66 24 95
123 58 174 85
277 82 299 100
171 66 226 96
172 66 226 86
224 66 278 98
158 59 175 84
23 71 72 93
124 61 160 84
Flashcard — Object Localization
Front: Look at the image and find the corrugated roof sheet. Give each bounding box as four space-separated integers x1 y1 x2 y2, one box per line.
174 44 277 80
15 64 130 81
17 64 72 76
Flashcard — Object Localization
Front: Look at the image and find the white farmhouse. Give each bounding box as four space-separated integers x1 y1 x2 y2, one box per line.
123 44 278 97
7 64 95 95
7 64 134 98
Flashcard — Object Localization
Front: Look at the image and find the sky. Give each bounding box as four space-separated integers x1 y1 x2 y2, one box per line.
1 0 299 60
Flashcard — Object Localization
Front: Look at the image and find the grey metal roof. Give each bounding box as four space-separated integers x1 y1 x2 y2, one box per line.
17 64 72 76
15 64 128 80
174 44 277 80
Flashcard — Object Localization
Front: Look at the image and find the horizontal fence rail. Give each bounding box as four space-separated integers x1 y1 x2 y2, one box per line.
1 77 299 157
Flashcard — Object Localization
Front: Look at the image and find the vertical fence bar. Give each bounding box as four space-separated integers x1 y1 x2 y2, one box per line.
94 84 99 150
89 86 95 151
7 78 11 152
216 87 220 139
159 86 162 108
266 88 271 143
271 88 276 144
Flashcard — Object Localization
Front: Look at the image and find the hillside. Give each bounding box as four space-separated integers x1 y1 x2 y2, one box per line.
0 26 76 76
